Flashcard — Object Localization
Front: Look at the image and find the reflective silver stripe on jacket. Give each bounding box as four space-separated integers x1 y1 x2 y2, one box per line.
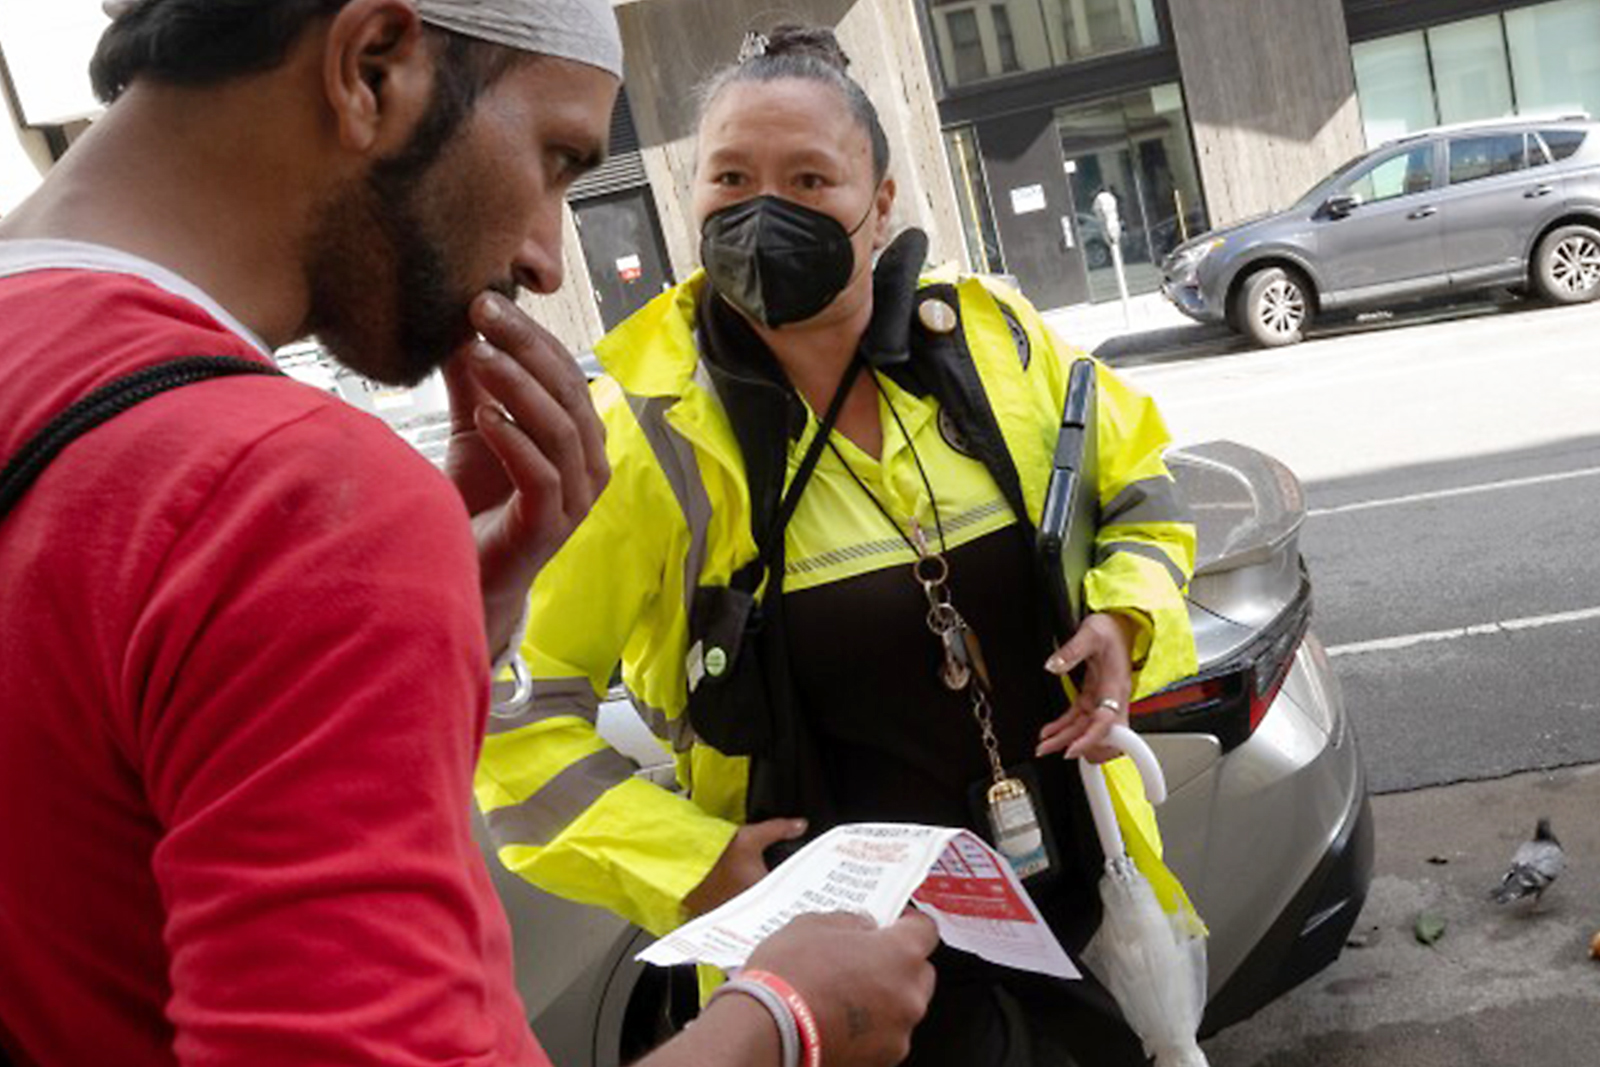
1101 476 1187 528
626 393 712 621
486 677 600 735
484 748 638 847
1096 539 1188 588
786 499 1011 577
628 686 698 753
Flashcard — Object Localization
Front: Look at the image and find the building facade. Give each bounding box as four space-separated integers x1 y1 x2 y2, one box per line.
5 0 1600 353
584 0 1600 343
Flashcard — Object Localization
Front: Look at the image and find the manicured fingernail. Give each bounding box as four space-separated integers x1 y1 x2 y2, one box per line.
1045 656 1065 673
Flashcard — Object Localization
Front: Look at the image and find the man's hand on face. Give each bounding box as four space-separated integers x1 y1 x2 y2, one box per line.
443 292 609 658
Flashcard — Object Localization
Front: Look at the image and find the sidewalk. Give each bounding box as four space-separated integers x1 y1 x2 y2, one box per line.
1200 763 1600 1066
1040 292 1237 366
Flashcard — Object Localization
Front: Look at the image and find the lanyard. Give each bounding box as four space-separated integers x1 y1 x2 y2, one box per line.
738 352 868 593
817 374 1054 883
823 376 1011 788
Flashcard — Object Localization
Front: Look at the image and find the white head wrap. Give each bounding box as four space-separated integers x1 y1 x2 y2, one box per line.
417 0 623 78
100 0 624 79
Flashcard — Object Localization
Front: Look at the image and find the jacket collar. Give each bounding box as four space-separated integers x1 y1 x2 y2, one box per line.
594 271 708 398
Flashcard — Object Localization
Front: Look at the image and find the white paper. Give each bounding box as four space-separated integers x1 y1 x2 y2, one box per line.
637 823 1078 980
1010 184 1047 215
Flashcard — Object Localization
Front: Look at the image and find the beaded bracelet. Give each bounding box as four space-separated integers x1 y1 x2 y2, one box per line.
708 976 800 1067
741 969 822 1067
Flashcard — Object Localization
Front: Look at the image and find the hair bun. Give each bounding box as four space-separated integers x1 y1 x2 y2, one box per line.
760 24 851 73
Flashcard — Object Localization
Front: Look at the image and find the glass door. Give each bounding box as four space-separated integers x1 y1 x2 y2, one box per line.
1056 84 1206 304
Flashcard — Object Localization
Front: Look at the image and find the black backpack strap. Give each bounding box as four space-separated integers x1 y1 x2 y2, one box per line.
0 355 284 523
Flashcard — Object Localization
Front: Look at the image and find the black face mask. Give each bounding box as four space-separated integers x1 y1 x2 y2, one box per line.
700 195 873 329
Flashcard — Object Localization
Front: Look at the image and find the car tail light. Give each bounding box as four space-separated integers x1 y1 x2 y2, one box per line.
1130 582 1312 752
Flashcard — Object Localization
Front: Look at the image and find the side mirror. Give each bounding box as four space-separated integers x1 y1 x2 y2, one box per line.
1322 193 1362 219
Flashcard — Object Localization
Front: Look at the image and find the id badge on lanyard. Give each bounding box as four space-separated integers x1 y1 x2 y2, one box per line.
913 524 1053 881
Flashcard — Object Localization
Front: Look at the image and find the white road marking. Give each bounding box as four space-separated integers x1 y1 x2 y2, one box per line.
1327 606 1600 658
1308 466 1600 517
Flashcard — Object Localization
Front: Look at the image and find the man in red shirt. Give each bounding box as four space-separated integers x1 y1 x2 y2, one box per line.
0 2 935 1065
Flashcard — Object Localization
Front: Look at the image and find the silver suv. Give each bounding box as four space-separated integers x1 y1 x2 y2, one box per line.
1162 116 1600 346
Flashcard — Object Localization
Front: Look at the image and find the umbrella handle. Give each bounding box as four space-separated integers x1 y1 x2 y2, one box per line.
1079 725 1168 861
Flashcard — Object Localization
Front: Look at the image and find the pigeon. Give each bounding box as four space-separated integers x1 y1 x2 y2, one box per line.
1490 817 1565 906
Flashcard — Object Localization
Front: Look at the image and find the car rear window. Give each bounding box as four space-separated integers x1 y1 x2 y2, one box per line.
1540 129 1588 162
1448 134 1526 184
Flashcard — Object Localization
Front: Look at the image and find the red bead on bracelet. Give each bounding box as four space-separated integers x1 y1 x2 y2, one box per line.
741 969 821 1067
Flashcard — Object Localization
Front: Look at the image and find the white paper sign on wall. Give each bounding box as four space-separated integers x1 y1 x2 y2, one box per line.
1009 184 1047 216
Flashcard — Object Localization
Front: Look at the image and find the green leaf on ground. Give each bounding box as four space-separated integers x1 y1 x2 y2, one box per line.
1414 913 1446 946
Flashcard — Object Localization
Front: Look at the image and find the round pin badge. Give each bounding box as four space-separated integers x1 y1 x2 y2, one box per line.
918 298 959 335
938 407 975 457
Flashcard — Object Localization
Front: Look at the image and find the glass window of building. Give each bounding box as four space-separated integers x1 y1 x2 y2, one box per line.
1056 82 1205 302
944 126 1006 274
929 1 1053 88
992 5 1022 72
1352 32 1438 144
1429 16 1514 125
1045 0 1160 63
1507 0 1600 118
926 0 1160 90
946 8 988 85
1447 135 1526 184
1353 0 1600 147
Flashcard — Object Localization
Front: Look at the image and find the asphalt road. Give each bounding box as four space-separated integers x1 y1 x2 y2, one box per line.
1107 297 1600 1065
1117 296 1600 794
1304 438 1600 793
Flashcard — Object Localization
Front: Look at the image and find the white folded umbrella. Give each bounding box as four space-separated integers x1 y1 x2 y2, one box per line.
1079 726 1210 1067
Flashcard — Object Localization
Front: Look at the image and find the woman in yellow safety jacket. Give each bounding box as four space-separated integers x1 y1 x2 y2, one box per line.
477 25 1199 1067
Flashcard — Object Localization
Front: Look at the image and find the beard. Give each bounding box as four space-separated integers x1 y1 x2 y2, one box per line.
303 169 506 389
302 71 517 389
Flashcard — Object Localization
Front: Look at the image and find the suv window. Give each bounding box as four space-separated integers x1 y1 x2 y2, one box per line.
1528 134 1553 168
1540 129 1588 162
1448 134 1526 184
1346 145 1435 204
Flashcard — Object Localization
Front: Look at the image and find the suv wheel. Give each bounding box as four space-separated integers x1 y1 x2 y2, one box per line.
1236 267 1312 347
1533 224 1600 304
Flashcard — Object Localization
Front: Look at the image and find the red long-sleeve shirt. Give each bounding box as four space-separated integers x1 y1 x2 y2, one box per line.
0 245 548 1066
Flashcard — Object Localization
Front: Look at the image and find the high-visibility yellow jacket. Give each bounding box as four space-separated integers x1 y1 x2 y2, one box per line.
476 270 1199 939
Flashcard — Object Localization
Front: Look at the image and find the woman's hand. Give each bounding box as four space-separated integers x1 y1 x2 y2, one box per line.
683 818 809 918
1035 612 1139 764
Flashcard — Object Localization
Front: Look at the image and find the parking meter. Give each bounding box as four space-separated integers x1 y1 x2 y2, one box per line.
1092 187 1133 324
1092 188 1123 246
